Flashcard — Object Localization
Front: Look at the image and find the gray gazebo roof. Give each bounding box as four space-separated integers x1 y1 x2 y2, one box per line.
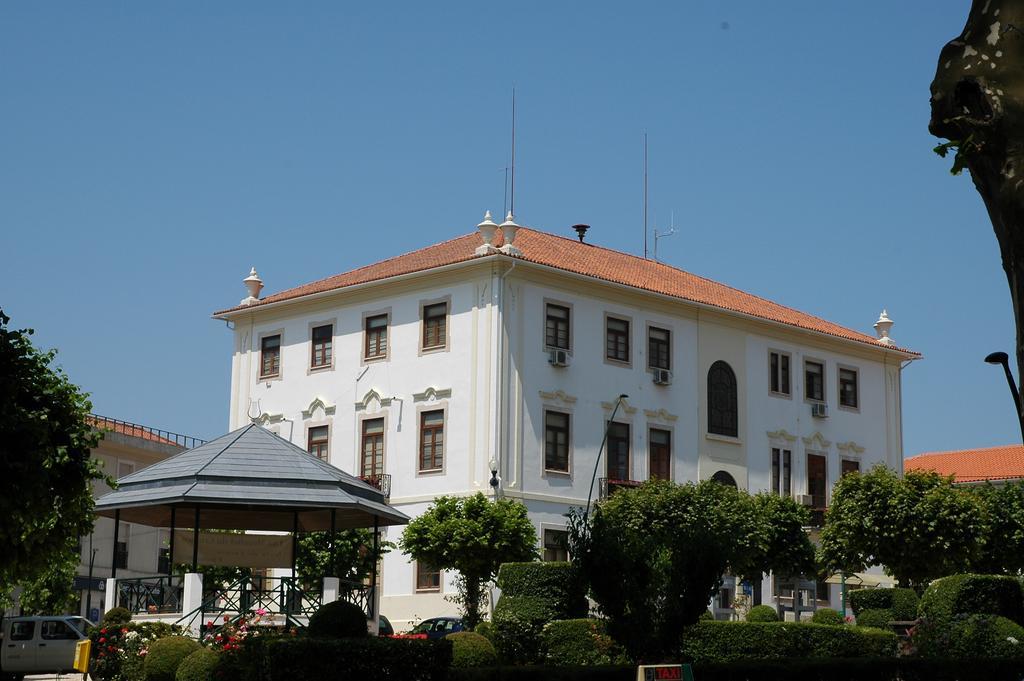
95 423 408 531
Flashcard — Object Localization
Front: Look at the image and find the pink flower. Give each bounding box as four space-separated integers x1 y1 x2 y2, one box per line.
255 608 267 616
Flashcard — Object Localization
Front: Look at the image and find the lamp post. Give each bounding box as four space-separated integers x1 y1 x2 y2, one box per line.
984 351 1024 442
85 534 97 622
584 394 629 520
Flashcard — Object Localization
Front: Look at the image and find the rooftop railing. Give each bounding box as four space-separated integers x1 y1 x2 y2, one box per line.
89 414 207 450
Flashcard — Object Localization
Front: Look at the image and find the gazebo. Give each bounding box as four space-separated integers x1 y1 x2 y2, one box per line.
94 423 408 634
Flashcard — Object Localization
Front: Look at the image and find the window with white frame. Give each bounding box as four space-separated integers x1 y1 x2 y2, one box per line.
545 303 570 350
544 411 570 473
419 410 444 472
648 326 671 371
543 529 569 562
804 360 825 402
771 448 791 497
769 351 791 395
839 367 859 408
649 428 671 480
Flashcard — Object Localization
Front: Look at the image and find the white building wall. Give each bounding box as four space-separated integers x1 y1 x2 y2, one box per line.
223 258 911 628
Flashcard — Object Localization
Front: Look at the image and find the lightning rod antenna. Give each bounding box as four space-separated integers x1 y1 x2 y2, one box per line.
643 132 648 258
510 87 516 217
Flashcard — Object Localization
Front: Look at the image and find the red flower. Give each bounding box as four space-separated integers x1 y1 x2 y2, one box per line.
223 615 230 623
121 627 128 634
100 628 107 634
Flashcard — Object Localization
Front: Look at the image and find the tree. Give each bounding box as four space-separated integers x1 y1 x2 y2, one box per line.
567 479 812 662
399 493 537 628
819 466 986 589
969 481 1024 574
930 1 1024 399
296 528 392 589
0 310 108 610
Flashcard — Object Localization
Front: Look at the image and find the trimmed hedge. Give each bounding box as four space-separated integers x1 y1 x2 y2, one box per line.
540 619 629 666
101 607 132 626
679 621 897 663
144 636 202 681
474 621 496 645
849 588 919 620
810 608 844 626
175 648 219 681
856 609 891 630
447 659 1024 681
919 574 1024 625
496 562 587 616
746 605 779 622
307 599 369 638
447 632 498 668
493 562 588 664
256 637 452 681
914 614 1024 660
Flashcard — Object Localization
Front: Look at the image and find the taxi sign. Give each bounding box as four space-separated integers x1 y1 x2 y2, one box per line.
73 638 92 673
636 664 695 681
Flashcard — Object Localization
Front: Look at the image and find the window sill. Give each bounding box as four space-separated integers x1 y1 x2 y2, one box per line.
363 355 388 363
417 468 444 475
420 345 449 355
769 390 792 399
705 433 742 445
544 468 571 477
838 404 860 413
415 588 442 594
308 364 333 373
604 357 631 368
258 374 281 382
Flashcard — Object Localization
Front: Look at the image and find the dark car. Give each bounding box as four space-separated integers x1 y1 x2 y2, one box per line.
409 616 464 639
378 615 394 637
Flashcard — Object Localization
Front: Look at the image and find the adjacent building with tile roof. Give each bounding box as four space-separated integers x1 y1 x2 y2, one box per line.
905 445 1024 484
214 215 919 625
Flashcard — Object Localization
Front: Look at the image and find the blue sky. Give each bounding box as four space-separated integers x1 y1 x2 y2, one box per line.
1 2 1012 456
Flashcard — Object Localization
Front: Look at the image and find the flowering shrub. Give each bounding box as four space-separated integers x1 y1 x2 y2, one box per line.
89 621 183 681
201 609 278 652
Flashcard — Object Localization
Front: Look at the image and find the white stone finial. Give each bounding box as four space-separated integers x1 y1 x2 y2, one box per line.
874 309 894 345
499 212 522 256
475 211 500 255
241 267 264 306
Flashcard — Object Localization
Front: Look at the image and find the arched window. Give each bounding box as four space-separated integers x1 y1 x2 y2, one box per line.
711 470 737 488
708 360 738 437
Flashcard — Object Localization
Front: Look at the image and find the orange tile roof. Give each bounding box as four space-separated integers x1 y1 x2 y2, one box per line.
87 416 181 447
215 227 918 356
905 445 1024 483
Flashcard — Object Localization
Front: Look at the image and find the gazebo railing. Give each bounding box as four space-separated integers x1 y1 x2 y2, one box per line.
340 578 376 619
180 574 327 633
117 575 184 614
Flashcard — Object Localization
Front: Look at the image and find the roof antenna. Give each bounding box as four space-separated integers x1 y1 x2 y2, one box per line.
643 132 648 258
510 86 517 218
653 210 677 263
502 166 509 218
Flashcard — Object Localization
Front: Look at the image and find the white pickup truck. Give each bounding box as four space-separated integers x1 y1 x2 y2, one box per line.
0 616 92 681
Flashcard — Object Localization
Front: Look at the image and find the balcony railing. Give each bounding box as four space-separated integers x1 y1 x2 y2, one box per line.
89 414 207 450
599 478 643 500
117 575 184 614
360 473 391 500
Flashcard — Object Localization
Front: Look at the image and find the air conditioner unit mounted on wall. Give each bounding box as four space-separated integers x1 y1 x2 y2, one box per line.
548 349 570 367
811 403 829 418
796 494 815 506
652 368 672 385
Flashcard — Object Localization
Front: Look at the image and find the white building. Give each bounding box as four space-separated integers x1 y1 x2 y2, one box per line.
213 216 919 627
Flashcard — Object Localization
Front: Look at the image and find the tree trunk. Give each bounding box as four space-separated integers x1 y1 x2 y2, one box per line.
930 0 1024 420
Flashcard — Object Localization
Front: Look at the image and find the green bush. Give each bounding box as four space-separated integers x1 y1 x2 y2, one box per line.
746 605 779 622
447 632 498 668
810 608 844 626
258 636 452 681
89 620 183 681
307 600 369 638
849 588 919 620
914 614 1024 660
447 659 1024 681
919 574 1024 625
496 563 587 615
493 562 589 665
541 619 630 666
101 607 132 626
144 636 202 681
679 621 898 663
474 621 496 645
856 609 891 629
174 648 219 681
698 611 715 621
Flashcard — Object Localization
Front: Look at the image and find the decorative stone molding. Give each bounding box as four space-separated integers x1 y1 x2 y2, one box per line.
802 431 832 450
539 389 577 405
766 429 798 443
301 397 336 420
643 408 678 423
413 387 453 403
355 389 393 412
601 398 638 415
836 441 866 455
254 412 284 426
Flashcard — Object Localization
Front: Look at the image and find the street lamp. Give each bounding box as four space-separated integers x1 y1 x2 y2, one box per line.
984 351 1024 442
584 394 629 519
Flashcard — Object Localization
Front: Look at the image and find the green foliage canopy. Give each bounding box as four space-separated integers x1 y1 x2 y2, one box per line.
969 482 1024 575
400 493 537 629
819 466 986 589
296 528 391 588
0 310 109 611
567 479 814 662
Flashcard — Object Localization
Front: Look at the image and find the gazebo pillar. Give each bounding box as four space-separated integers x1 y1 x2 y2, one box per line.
182 572 204 636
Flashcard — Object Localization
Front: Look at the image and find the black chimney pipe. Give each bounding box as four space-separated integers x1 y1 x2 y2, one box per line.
573 224 590 242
